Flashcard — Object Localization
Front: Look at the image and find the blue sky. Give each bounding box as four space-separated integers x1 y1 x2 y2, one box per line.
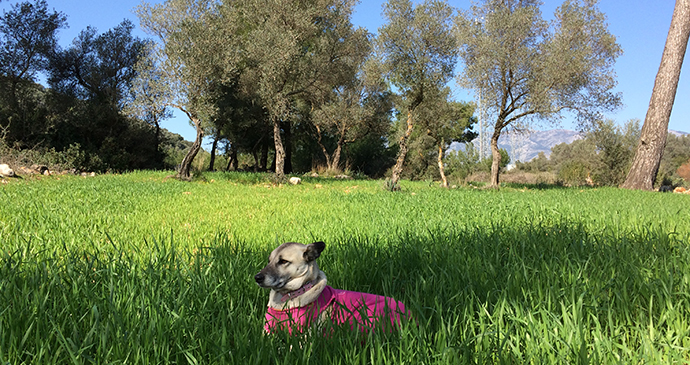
2 0 687 141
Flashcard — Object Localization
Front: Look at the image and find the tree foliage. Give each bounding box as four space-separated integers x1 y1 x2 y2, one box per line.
515 119 655 187
455 0 622 188
405 87 476 186
228 0 366 180
135 0 235 180
311 57 393 172
377 0 458 190
0 0 65 145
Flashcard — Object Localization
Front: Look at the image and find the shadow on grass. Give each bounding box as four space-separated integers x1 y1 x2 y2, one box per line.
2 224 689 363
318 223 690 363
502 181 576 190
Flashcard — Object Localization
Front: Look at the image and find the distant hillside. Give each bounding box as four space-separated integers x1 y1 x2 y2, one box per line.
450 128 688 165
497 129 583 163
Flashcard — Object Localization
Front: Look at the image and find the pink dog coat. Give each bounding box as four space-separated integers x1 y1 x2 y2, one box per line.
264 285 408 334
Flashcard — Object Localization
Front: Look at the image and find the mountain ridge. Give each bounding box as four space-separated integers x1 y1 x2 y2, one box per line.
450 129 688 165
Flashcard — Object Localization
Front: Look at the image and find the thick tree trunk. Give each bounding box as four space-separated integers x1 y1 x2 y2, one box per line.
226 143 238 171
315 124 333 170
437 140 448 188
178 118 204 181
622 0 690 190
260 138 269 171
273 117 286 180
389 110 415 189
225 146 233 171
332 141 344 172
283 120 293 174
489 128 502 188
209 134 219 171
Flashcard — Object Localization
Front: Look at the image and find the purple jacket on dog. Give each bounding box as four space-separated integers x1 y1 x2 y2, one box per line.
265 285 408 334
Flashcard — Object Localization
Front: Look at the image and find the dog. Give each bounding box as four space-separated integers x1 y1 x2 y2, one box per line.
254 241 409 335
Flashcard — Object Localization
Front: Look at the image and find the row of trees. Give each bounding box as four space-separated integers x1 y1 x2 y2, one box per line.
129 0 623 187
6 0 681 191
130 0 480 186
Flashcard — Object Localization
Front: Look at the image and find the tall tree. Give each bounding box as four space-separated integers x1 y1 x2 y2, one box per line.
124 43 172 166
0 0 65 143
311 59 392 172
456 0 622 188
232 0 364 180
622 0 690 190
417 88 476 187
377 0 458 190
50 20 146 109
136 0 236 180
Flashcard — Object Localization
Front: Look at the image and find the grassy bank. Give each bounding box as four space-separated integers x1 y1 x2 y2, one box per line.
1 172 689 363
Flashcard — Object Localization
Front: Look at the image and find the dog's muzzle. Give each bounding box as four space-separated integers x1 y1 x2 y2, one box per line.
254 272 265 285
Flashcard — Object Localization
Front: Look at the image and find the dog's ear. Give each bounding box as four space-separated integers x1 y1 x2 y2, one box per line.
304 241 326 262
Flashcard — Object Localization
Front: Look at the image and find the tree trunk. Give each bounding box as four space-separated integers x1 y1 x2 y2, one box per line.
389 110 415 189
489 128 502 188
260 138 269 171
225 145 234 171
273 117 286 180
226 142 238 171
209 133 219 171
283 120 293 174
178 118 204 181
622 0 690 190
332 140 344 172
154 121 162 168
437 140 448 188
252 149 259 171
315 124 333 170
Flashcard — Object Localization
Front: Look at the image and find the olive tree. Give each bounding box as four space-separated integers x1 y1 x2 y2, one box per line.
233 0 364 180
311 58 392 173
135 0 237 180
377 0 458 190
416 88 476 187
456 0 622 188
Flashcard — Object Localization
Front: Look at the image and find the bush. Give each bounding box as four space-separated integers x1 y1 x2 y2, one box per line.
557 161 591 186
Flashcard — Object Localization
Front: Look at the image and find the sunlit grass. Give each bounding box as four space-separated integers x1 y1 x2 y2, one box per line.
1 171 689 363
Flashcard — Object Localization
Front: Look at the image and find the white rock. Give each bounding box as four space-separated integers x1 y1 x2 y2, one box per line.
0 164 14 177
289 177 302 185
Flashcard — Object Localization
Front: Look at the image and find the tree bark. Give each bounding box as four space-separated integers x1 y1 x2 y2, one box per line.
622 0 690 190
332 140 344 172
178 118 203 181
437 140 448 188
154 121 162 168
225 142 238 171
315 124 334 170
389 110 415 189
283 120 293 174
273 117 286 180
209 133 219 171
489 128 502 188
260 137 269 171
225 145 233 171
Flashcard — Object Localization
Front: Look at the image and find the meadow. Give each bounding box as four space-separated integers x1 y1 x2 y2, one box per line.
0 171 689 364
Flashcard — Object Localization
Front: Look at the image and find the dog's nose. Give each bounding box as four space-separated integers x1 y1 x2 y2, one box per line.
254 273 265 283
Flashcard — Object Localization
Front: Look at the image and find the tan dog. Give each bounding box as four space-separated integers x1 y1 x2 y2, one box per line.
254 241 409 334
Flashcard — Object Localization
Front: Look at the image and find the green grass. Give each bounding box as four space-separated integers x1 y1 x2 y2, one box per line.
1 171 689 364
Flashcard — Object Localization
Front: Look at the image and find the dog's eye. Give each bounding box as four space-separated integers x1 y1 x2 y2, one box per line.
277 258 289 265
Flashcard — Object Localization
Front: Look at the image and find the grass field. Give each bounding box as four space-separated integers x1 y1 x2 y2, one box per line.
1 171 689 364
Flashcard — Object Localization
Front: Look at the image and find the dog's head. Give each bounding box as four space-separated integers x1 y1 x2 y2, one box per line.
254 241 325 293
